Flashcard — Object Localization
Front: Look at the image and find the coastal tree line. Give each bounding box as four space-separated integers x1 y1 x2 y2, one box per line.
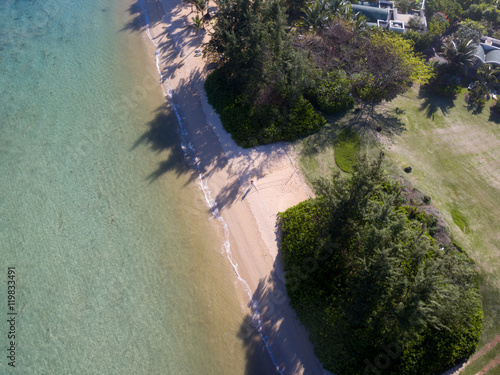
203 0 433 146
199 0 485 373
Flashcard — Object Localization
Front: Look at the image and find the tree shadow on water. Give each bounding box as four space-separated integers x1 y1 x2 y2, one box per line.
130 106 192 183
121 0 165 33
238 315 281 375
121 1 147 32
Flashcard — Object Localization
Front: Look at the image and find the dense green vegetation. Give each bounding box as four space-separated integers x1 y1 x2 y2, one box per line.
406 0 500 56
204 69 326 146
307 70 354 114
279 155 483 375
400 0 500 115
423 0 500 33
203 0 432 146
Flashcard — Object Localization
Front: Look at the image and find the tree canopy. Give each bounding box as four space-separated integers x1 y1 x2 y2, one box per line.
203 0 433 146
279 154 483 375
298 24 434 103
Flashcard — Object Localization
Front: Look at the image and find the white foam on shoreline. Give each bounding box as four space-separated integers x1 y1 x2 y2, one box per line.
137 1 283 373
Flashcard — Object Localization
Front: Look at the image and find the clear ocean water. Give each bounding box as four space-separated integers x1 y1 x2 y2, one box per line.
0 0 273 373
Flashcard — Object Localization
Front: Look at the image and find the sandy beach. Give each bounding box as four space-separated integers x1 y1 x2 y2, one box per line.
139 0 326 373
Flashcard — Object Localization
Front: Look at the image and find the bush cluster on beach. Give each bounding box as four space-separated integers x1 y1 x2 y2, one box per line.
203 0 433 147
205 70 326 147
279 154 483 375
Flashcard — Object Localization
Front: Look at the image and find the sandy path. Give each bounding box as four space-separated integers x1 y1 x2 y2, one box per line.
139 0 326 373
450 335 500 375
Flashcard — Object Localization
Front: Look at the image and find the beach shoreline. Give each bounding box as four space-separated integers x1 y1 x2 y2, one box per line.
139 0 326 373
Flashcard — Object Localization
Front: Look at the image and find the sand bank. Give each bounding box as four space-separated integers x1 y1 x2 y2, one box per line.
140 0 326 373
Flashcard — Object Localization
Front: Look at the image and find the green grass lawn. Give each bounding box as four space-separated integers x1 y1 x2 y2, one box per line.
488 362 500 375
461 342 500 375
299 112 369 183
333 128 360 173
298 85 500 349
451 207 470 233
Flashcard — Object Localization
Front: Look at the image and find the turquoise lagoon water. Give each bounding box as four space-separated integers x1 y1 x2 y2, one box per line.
0 0 272 373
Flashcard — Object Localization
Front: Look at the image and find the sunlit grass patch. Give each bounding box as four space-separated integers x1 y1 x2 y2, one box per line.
451 208 470 233
334 128 360 173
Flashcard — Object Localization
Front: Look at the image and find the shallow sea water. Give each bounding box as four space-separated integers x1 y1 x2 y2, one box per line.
0 0 274 373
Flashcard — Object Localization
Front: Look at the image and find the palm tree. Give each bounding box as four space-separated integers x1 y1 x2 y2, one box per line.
327 0 349 17
340 4 367 30
187 14 205 45
441 39 478 75
351 11 367 30
477 64 500 86
300 0 364 31
300 0 331 31
193 0 208 15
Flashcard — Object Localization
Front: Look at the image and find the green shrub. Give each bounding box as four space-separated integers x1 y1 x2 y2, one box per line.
278 198 332 322
425 0 462 23
408 16 424 31
282 97 326 141
429 69 462 97
455 19 486 44
333 128 360 173
204 70 254 146
400 206 439 236
407 15 450 52
466 81 489 111
483 6 500 25
204 69 236 112
397 0 412 14
205 70 326 146
433 83 462 97
464 3 500 26
403 29 422 44
351 72 383 102
314 70 354 114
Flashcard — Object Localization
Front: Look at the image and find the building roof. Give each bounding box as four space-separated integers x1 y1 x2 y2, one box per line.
486 49 500 66
475 44 485 63
351 4 390 23
475 44 500 66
